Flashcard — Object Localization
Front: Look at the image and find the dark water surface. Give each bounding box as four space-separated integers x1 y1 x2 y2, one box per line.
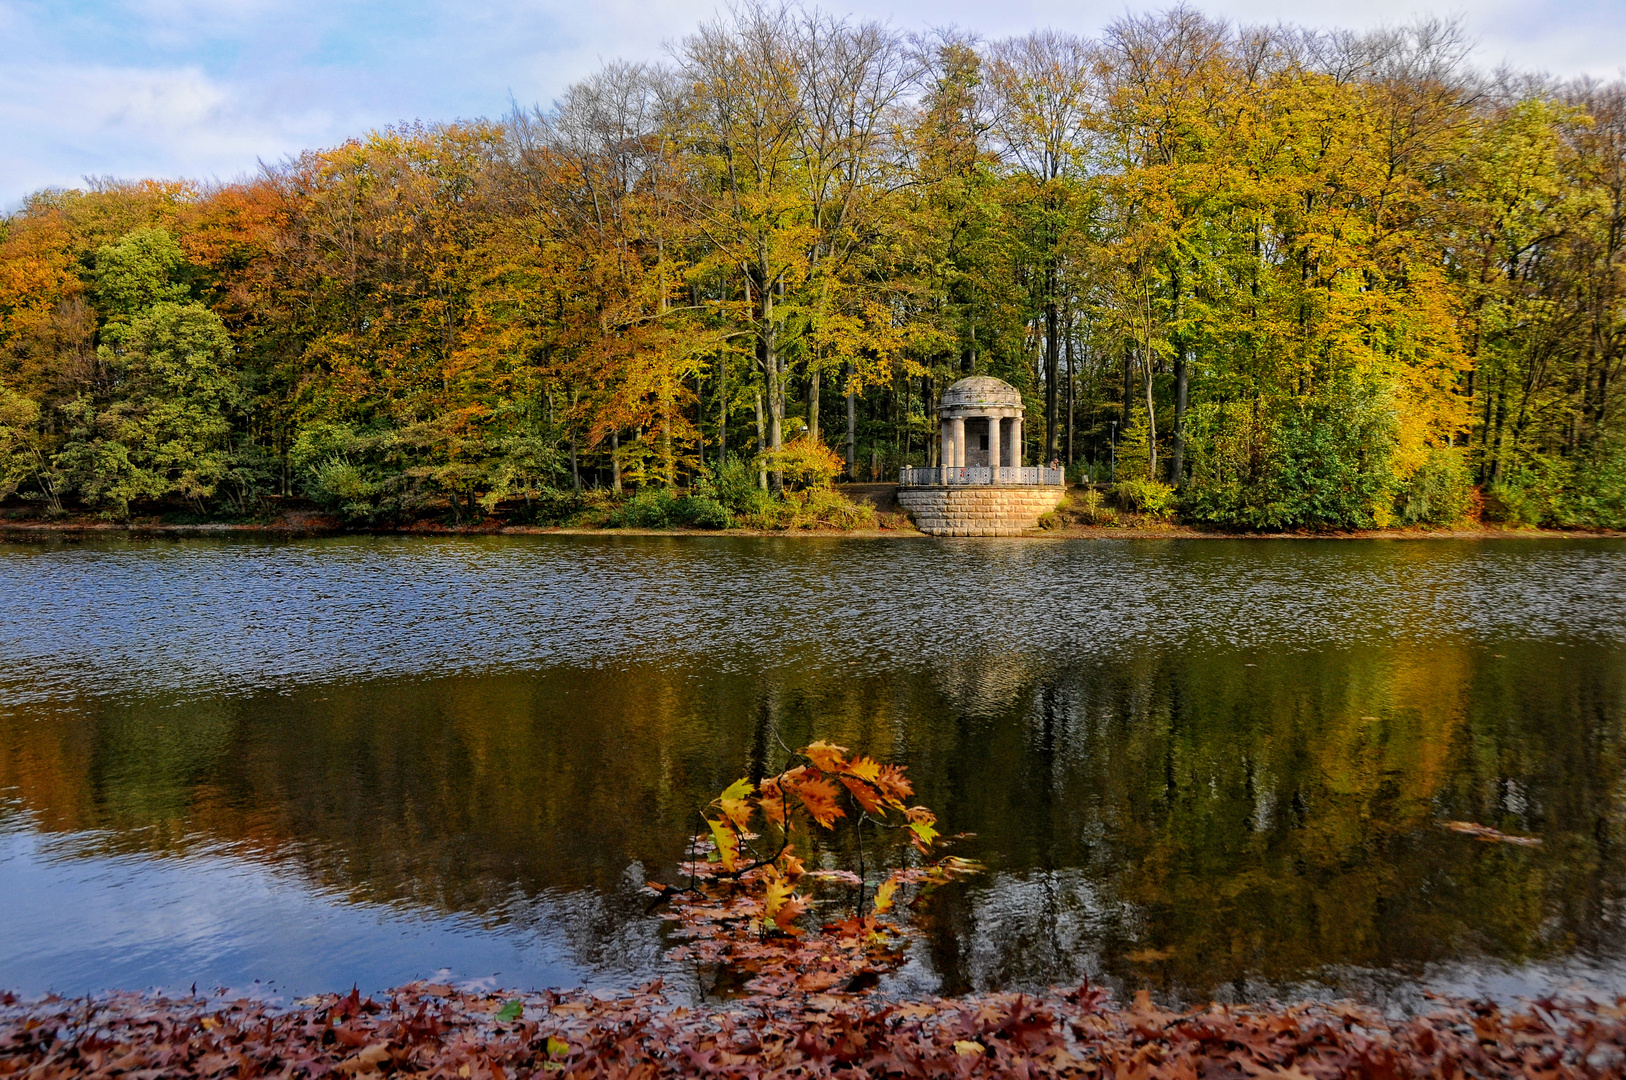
2 534 1624 1010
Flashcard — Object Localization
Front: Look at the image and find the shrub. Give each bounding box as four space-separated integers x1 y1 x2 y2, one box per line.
608 488 681 528
1113 477 1176 519
605 487 735 530
682 495 732 530
1397 448 1475 526
787 487 874 529
756 436 844 490
726 486 875 530
1486 480 1542 527
697 456 775 519
1036 510 1061 530
1486 441 1626 529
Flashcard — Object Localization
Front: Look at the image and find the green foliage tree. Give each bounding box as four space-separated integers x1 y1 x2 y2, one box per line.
93 227 190 323
59 301 245 517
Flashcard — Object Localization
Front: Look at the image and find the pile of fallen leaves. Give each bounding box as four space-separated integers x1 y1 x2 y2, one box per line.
6 979 1626 1079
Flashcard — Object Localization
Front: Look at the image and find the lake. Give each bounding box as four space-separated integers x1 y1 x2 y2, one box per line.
1 534 1623 1012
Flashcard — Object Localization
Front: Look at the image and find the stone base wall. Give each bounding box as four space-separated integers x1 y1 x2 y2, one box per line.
895 485 1066 536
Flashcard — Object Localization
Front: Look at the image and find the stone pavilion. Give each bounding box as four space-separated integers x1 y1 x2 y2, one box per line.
895 375 1065 536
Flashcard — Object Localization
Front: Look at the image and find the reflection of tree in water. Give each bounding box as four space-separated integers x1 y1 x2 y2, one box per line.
904 641 1626 1003
1 638 1625 1002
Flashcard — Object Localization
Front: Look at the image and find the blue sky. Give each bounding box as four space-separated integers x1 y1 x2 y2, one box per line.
3 0 1623 207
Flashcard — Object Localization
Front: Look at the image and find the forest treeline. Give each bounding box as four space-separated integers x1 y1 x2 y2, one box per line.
1 5 1623 529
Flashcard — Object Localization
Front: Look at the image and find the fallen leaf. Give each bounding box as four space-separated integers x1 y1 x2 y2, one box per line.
1442 820 1542 846
337 1043 391 1074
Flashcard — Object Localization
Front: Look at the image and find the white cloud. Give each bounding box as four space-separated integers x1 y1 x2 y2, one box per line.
0 60 344 198
2 0 1623 207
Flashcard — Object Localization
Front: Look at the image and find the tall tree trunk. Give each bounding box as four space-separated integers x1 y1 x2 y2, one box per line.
1044 292 1060 462
661 376 674 488
569 388 581 493
717 358 728 464
1122 350 1133 430
1144 351 1158 477
1169 262 1187 487
1489 383 1507 484
1065 317 1075 468
754 391 767 489
760 260 784 496
844 361 856 479
693 370 704 479
659 241 673 486
1170 350 1188 486
808 367 820 445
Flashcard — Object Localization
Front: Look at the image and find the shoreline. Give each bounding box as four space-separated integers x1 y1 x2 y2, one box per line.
1 517 1621 542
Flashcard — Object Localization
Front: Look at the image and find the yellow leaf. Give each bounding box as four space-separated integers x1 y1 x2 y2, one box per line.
842 755 881 783
546 1036 570 1057
718 794 754 833
707 817 740 872
872 878 900 913
906 808 939 851
762 870 795 919
954 1040 984 1056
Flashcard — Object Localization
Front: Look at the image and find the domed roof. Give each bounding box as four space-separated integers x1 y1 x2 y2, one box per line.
940 375 1023 412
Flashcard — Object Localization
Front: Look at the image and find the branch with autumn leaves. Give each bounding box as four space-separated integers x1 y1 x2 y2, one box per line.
647 741 980 999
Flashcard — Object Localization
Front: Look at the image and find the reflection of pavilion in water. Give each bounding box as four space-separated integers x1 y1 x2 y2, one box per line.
895 376 1065 536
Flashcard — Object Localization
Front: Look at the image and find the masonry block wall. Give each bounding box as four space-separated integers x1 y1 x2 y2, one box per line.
895 486 1066 536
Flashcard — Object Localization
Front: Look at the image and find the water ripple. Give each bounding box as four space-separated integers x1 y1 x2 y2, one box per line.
1 535 1621 704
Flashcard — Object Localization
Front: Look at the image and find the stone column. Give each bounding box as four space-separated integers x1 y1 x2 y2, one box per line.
939 419 952 484
986 412 1001 479
950 416 965 469
1011 416 1023 469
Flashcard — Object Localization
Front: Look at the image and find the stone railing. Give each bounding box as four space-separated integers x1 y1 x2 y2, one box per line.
898 466 1064 487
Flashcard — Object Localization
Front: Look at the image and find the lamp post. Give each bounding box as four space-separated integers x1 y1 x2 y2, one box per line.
1108 420 1117 483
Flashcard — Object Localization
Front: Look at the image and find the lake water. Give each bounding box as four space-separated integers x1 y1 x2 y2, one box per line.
2 534 1624 1011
